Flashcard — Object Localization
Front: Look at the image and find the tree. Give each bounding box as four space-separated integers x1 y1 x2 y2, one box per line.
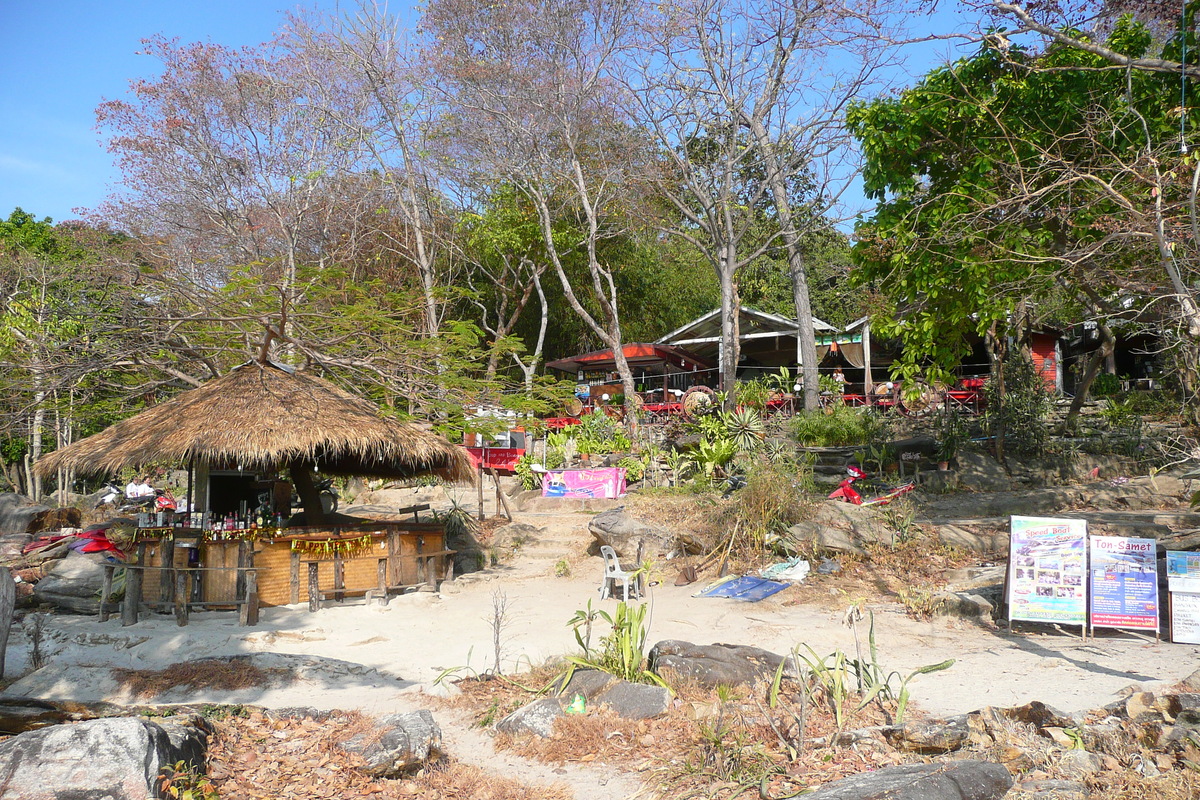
425 0 653 422
625 0 904 409
848 8 1200 421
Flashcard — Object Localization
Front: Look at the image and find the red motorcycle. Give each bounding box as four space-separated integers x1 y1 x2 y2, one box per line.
828 464 915 507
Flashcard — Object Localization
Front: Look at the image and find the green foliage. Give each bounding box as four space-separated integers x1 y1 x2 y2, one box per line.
156 760 218 800
720 461 814 554
789 405 892 447
1091 372 1121 397
847 13 1200 384
514 451 563 490
617 456 645 483
433 501 480 542
566 601 667 687
982 355 1055 457
933 409 971 461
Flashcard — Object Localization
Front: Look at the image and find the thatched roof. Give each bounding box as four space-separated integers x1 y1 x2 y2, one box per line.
35 361 474 483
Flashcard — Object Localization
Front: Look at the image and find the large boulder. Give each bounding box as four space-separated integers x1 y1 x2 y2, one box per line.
496 697 564 738
31 551 112 614
0 715 209 800
802 760 1013 800
0 494 49 537
648 640 797 689
588 508 676 557
785 501 889 555
955 452 1014 493
339 710 442 777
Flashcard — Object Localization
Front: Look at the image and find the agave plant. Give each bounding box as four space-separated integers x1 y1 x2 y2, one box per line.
723 406 765 451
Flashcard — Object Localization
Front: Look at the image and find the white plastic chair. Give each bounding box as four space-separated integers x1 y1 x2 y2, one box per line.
599 545 637 601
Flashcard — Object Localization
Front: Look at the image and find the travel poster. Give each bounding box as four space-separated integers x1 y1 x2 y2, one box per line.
1170 591 1200 645
1089 536 1159 631
1008 516 1087 625
1166 551 1200 593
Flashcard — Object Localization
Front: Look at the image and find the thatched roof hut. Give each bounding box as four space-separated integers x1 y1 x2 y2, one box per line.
36 362 474 489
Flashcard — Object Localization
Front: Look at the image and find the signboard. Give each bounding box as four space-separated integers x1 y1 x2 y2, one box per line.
1089 536 1159 631
1171 591 1200 645
1008 516 1087 625
1166 551 1200 593
541 468 627 499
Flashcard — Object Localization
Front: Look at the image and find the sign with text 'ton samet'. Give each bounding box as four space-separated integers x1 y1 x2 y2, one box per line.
1008 516 1087 625
1089 536 1159 631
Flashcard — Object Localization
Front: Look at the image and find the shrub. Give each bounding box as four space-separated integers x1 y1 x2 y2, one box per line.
789 404 892 447
983 354 1054 457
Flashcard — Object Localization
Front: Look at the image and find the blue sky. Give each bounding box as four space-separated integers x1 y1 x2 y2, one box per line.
0 1 340 224
0 1 979 227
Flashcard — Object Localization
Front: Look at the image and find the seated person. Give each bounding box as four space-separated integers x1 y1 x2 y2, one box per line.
125 475 155 500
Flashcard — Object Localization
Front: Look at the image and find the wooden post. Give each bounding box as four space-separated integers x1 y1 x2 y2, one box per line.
862 322 873 398
333 550 345 602
635 539 646 598
122 545 146 627
377 559 387 594
477 461 485 520
308 562 320 612
236 540 250 602
240 570 258 626
159 539 175 608
416 535 426 585
489 468 513 521
99 565 114 622
290 550 300 604
387 531 400 587
174 570 189 627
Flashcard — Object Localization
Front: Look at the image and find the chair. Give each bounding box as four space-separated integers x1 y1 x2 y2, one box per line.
599 545 638 601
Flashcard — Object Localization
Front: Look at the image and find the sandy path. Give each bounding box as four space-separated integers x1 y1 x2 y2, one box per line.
7 506 1200 797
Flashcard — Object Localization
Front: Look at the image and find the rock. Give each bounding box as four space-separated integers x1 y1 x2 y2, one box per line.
785 501 889 555
26 507 82 534
1016 779 1086 799
0 533 32 560
339 710 442 777
553 668 618 699
0 697 127 734
802 760 1013 800
0 569 12 677
931 592 994 620
998 700 1076 729
882 716 969 753
592 681 670 720
648 640 796 689
1126 691 1162 723
588 509 676 557
956 453 1013 492
1178 669 1200 692
1058 749 1102 777
31 551 112 614
1040 727 1076 747
496 697 564 738
0 494 49 537
492 523 543 555
0 715 209 800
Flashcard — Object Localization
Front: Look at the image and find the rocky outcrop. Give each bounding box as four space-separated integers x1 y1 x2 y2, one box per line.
0 715 210 800
784 501 889 555
31 551 112 614
648 640 798 689
0 494 49 537
802 760 1012 800
588 509 677 557
338 710 442 777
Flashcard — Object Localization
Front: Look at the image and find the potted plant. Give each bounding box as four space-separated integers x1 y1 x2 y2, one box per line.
935 412 969 470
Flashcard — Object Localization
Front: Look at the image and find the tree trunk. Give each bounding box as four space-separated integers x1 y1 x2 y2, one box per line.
985 322 1007 466
1064 322 1115 429
718 263 740 407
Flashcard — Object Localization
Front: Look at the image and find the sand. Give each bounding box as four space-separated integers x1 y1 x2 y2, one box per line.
6 505 1200 797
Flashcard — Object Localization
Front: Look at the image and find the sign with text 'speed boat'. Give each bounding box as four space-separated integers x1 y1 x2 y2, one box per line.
1008 516 1088 625
1089 536 1159 631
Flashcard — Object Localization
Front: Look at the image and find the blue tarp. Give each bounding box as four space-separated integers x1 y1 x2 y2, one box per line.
695 575 790 602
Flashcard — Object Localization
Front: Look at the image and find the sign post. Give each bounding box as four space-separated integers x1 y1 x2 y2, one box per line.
1166 551 1200 644
1089 536 1159 640
1007 516 1088 635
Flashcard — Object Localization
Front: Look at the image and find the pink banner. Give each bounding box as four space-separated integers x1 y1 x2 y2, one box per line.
541 468 627 499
